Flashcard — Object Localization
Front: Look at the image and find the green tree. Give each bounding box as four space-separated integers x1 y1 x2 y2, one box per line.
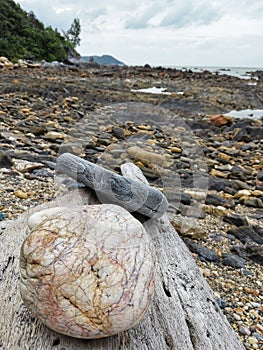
0 0 79 61
64 18 81 48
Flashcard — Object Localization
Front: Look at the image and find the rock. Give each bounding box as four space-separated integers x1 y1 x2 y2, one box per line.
20 204 155 339
171 218 206 239
227 226 263 244
223 213 248 227
184 239 220 263
164 190 192 205
231 180 251 190
171 147 182 153
234 126 263 142
216 298 227 309
205 193 233 208
183 190 207 201
245 246 263 265
13 159 44 173
222 254 246 268
44 131 66 141
257 170 263 181
0 212 6 220
209 114 234 127
56 153 168 218
242 197 263 208
181 205 206 219
14 190 28 199
127 146 171 167
239 327 251 336
112 126 126 139
210 169 229 178
0 150 13 168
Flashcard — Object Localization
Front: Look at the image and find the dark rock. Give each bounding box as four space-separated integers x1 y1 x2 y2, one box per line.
0 150 13 168
208 177 228 191
205 193 233 208
245 245 263 264
257 170 263 181
227 225 263 244
222 254 246 268
112 126 126 139
234 126 263 142
230 179 251 190
164 190 192 205
223 213 248 227
184 240 219 263
242 197 263 208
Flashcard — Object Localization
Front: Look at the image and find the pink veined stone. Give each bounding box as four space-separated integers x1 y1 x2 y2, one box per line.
20 204 155 339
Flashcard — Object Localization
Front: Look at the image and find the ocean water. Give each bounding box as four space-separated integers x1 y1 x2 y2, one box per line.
168 65 262 80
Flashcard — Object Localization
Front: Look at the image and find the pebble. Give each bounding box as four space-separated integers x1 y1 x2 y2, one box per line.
239 327 251 336
14 190 28 199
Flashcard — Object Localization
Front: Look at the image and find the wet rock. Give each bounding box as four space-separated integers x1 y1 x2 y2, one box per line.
0 150 13 168
184 239 220 263
222 254 246 268
223 213 248 227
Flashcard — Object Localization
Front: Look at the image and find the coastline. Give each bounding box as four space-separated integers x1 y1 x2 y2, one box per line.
0 64 262 349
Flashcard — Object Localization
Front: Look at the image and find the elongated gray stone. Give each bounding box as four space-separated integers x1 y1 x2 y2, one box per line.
56 153 168 218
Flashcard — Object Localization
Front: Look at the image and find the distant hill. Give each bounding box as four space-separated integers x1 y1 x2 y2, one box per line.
81 55 125 66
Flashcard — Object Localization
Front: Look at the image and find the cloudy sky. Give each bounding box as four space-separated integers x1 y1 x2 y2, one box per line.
17 0 263 67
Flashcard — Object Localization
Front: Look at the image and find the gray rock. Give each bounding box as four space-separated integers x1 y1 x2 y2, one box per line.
0 150 13 168
184 240 219 263
245 245 263 265
205 193 233 208
223 213 248 227
227 226 263 244
257 170 263 181
56 153 168 218
222 254 246 268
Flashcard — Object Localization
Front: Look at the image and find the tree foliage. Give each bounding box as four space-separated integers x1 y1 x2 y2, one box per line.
0 0 79 61
64 18 81 48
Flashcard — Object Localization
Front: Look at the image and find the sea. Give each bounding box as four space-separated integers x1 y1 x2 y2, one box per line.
166 65 262 80
142 65 263 120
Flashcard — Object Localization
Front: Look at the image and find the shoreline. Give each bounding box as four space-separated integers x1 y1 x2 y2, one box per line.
0 65 262 349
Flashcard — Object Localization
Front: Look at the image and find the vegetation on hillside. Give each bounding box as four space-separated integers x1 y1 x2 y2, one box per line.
0 0 81 62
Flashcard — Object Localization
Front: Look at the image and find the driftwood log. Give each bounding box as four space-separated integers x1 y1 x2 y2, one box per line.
0 163 245 350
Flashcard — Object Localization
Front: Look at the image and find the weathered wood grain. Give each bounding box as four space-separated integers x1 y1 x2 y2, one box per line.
0 185 245 350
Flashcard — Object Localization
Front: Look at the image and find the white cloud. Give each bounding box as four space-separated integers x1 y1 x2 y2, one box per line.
16 0 263 67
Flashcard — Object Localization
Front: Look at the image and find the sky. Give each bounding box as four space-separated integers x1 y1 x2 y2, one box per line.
16 0 263 67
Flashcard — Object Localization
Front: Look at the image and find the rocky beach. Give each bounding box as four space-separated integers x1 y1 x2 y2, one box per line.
0 60 263 349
